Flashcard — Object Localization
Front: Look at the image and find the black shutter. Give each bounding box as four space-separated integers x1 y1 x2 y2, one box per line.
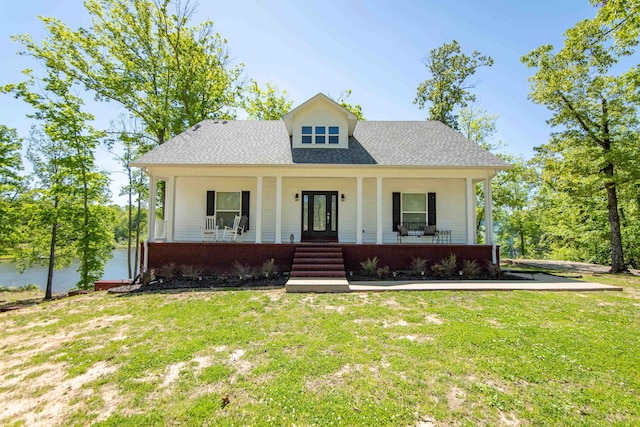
206 191 215 216
428 192 436 226
392 192 401 231
241 191 250 230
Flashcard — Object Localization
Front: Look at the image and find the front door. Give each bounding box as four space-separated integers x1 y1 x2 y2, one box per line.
301 191 338 241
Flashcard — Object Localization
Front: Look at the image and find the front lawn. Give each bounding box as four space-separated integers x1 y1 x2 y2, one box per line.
0 274 638 426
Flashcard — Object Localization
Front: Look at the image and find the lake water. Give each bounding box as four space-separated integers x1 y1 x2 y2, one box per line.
0 248 132 294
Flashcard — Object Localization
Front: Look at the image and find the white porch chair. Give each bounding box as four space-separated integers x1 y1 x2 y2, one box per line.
223 215 248 241
201 215 218 241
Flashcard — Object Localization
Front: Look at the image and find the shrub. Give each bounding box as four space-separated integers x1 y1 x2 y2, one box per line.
431 263 446 278
376 266 390 278
232 261 253 280
140 269 155 286
439 253 458 278
461 259 481 279
157 263 178 283
261 258 277 278
181 265 204 281
360 257 379 276
410 257 428 276
485 260 503 278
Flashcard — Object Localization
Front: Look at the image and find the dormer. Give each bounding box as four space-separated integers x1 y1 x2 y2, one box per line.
283 93 358 149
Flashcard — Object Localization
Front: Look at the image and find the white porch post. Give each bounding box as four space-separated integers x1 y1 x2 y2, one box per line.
275 176 282 244
147 174 157 241
465 178 475 244
165 176 175 242
376 177 383 244
255 176 263 243
484 177 494 245
356 177 363 244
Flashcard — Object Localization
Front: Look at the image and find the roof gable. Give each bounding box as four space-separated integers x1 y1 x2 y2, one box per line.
283 93 357 136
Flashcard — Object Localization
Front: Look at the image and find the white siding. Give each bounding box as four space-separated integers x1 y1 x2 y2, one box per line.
382 178 467 244
174 177 257 241
292 106 349 149
169 174 469 244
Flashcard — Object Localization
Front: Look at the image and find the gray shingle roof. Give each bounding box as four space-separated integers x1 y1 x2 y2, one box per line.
131 119 509 168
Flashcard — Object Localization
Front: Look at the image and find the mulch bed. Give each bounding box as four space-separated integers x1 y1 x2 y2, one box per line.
134 274 288 292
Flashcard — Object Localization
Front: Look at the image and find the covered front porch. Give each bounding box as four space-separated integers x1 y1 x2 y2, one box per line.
145 166 496 245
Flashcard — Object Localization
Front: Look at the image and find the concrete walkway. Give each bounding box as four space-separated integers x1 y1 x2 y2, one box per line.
505 258 639 276
349 272 622 292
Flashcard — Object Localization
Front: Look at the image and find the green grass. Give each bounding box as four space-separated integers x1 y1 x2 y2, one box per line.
0 274 639 426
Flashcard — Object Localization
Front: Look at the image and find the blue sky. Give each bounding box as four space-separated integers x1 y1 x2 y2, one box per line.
0 0 597 203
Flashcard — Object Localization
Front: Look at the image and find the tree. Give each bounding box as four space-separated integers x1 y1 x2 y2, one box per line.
107 116 153 279
21 127 79 299
3 70 114 291
13 0 243 146
333 89 365 121
521 4 640 272
414 40 493 129
0 125 23 255
243 81 293 120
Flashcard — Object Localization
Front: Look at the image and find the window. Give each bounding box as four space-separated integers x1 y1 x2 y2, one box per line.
301 126 312 144
402 193 427 225
216 192 241 228
206 191 251 230
315 126 325 144
300 125 339 145
328 126 339 144
392 192 437 231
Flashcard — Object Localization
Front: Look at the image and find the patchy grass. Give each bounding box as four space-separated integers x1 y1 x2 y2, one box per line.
0 277 639 426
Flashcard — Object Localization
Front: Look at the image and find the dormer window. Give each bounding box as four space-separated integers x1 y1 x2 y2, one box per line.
301 126 340 145
328 126 339 144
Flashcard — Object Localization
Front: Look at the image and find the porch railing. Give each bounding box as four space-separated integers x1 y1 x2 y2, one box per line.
155 219 167 240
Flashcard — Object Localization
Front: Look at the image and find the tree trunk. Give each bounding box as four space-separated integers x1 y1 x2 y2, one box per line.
605 180 627 273
134 193 142 276
127 167 133 280
45 198 59 300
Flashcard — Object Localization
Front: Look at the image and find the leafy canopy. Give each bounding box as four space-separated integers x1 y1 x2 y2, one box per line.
414 40 493 129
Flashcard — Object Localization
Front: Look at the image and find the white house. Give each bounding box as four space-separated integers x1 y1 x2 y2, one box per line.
131 93 510 275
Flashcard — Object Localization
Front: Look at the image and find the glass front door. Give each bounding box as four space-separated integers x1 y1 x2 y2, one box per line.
301 191 338 241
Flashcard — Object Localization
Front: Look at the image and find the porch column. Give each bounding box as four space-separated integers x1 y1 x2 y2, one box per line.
165 176 175 242
465 177 475 244
484 177 494 245
147 174 157 241
255 176 263 243
356 177 363 244
275 176 282 244
376 177 383 244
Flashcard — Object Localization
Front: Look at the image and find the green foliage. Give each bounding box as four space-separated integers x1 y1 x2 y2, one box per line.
376 265 390 279
410 257 428 276
461 259 481 279
434 253 458 278
243 81 292 120
332 89 365 121
0 125 24 255
231 261 252 279
13 0 243 145
484 260 503 278
157 263 178 283
521 3 640 271
0 284 40 292
260 258 277 278
180 265 204 281
414 40 493 129
360 256 379 276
